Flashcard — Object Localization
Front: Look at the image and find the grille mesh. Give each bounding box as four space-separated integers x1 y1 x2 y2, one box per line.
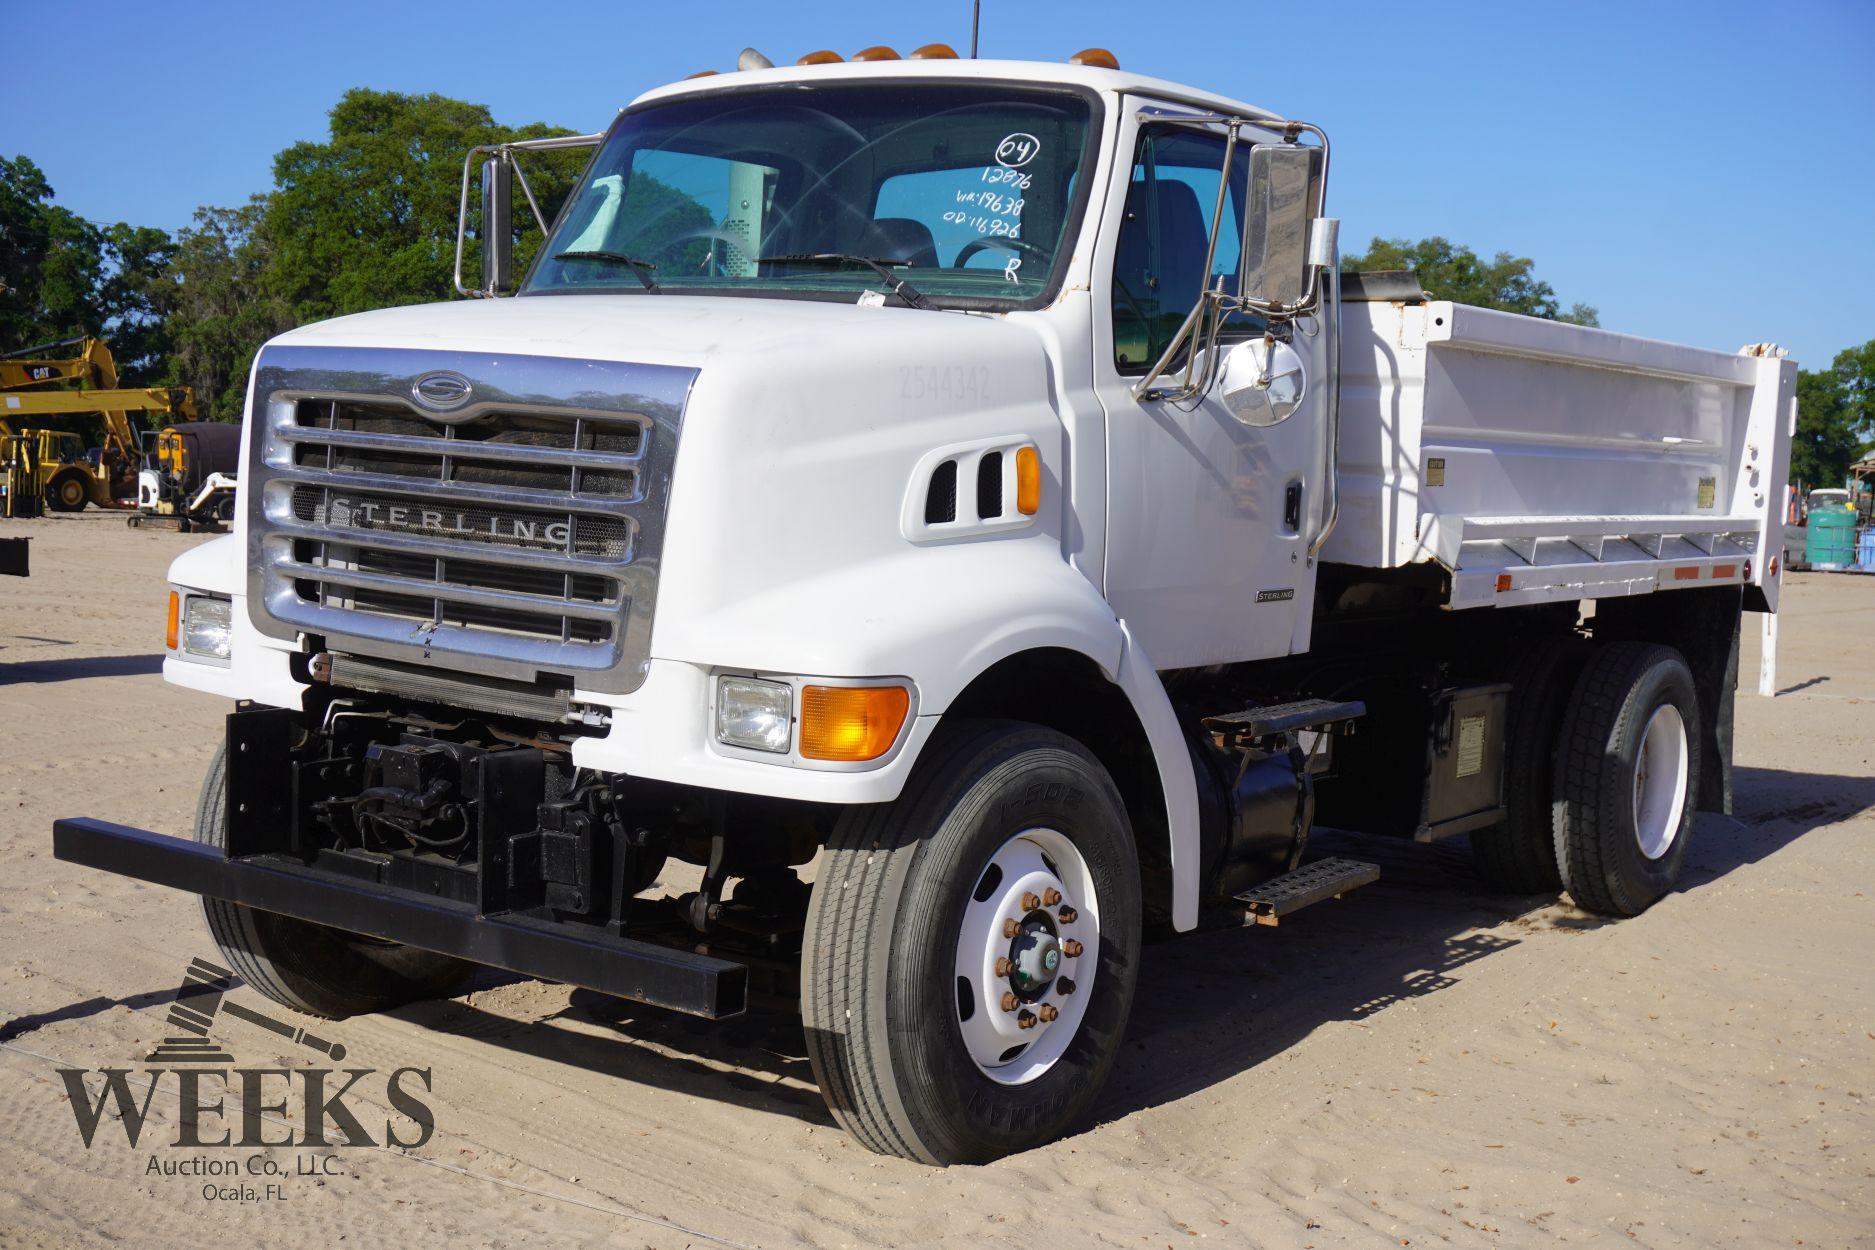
275 400 645 649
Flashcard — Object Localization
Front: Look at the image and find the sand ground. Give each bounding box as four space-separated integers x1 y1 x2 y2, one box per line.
0 509 1869 1249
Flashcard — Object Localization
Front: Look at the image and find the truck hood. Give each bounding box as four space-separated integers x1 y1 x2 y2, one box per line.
268 293 1042 372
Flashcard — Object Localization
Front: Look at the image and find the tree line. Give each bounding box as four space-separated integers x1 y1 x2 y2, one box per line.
2 90 584 420
2 87 1868 485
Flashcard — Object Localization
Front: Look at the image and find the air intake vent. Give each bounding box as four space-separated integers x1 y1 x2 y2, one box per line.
924 459 958 524
977 452 1003 519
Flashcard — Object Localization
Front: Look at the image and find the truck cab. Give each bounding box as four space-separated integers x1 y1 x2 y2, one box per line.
58 48 1795 1165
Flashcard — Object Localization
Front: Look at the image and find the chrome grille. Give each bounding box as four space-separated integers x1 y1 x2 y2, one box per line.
247 346 696 696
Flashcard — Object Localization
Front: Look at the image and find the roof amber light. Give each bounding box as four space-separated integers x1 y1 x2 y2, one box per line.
909 43 959 59
800 685 911 762
796 49 844 65
1068 47 1120 69
1016 446 1041 515
851 45 900 61
685 69 719 78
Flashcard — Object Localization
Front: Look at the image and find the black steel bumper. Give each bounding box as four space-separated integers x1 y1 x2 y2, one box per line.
52 817 747 1019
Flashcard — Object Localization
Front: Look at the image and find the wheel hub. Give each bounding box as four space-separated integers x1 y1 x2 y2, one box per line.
954 828 1100 1085
1632 702 1689 860
1008 921 1060 996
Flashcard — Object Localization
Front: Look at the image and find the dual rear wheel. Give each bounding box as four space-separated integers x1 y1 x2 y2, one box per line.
1473 640 1701 916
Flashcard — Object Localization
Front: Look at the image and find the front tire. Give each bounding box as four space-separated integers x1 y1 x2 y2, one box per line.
802 721 1141 1164
195 745 472 1018
1554 643 1701 916
47 472 88 512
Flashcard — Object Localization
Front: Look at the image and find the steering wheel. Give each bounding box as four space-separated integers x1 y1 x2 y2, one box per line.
954 235 1050 268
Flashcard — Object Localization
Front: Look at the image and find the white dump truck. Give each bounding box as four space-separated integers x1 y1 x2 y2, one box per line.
56 46 1795 1164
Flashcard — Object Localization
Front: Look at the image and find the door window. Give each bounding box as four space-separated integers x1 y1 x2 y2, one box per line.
1110 126 1261 371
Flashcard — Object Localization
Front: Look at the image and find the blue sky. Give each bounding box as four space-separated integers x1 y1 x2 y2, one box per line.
4 0 1871 369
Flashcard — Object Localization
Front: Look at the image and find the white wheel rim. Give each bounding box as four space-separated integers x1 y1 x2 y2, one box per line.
953 827 1098 1085
1632 703 1689 859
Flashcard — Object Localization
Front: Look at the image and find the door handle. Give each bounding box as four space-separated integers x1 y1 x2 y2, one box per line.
1284 481 1304 532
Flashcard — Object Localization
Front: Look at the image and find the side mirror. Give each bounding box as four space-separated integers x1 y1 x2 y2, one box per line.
1218 337 1307 427
481 155 514 295
1239 144 1322 313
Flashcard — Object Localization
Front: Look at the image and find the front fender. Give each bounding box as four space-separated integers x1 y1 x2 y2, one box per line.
573 538 1124 801
648 538 1125 712
581 539 1202 930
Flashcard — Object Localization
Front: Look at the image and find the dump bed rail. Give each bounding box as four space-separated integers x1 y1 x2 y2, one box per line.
1326 301 1797 611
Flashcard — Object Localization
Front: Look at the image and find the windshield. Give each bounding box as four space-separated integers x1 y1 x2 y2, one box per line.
522 82 1096 309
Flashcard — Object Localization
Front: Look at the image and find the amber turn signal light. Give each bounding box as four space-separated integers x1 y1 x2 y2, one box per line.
1016 446 1041 515
799 685 910 761
165 590 180 650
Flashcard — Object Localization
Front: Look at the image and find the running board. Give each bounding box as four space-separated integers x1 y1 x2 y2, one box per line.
1203 697 1365 742
1234 857 1380 926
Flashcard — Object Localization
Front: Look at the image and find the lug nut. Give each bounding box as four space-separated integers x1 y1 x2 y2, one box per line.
1000 991 1018 1013
1017 1010 1037 1030
1057 906 1078 924
1057 977 1076 996
994 956 1012 977
1062 939 1084 958
1038 1003 1059 1023
1002 918 1020 938
1020 891 1042 912
1042 887 1062 907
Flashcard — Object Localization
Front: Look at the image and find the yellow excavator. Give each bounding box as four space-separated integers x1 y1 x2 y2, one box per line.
1 336 195 512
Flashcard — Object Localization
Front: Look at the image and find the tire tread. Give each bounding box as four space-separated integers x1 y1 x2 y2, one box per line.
1554 641 1696 916
1472 633 1585 893
802 721 1012 1161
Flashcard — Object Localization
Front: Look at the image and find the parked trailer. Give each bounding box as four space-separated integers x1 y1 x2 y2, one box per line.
54 48 1794 1164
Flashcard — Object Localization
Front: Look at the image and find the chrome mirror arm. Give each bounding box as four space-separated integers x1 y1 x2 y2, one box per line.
1132 117 1329 403
453 132 606 299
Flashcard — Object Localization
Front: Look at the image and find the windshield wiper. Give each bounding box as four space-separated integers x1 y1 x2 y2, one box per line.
552 250 660 292
757 253 932 310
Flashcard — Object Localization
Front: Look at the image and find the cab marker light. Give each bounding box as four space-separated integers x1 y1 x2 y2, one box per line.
1016 446 1041 515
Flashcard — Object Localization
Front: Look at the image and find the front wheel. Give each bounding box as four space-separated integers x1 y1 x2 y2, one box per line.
802 721 1141 1164
194 745 472 1018
46 472 89 512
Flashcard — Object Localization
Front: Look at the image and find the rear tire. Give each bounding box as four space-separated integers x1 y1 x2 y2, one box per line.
1554 643 1700 917
195 745 472 1018
802 721 1141 1164
1471 634 1586 893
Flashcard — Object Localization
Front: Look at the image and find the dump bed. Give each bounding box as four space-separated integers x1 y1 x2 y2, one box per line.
1324 301 1797 610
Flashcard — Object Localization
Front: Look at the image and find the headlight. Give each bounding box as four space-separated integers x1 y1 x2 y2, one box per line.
180 595 232 661
715 676 792 753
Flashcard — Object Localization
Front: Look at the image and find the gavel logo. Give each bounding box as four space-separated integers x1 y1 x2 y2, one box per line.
145 957 348 1063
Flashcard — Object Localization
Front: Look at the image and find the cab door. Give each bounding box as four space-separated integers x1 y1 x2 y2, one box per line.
1089 108 1326 668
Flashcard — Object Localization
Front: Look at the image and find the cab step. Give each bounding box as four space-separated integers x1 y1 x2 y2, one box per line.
1203 697 1365 742
1234 856 1380 926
